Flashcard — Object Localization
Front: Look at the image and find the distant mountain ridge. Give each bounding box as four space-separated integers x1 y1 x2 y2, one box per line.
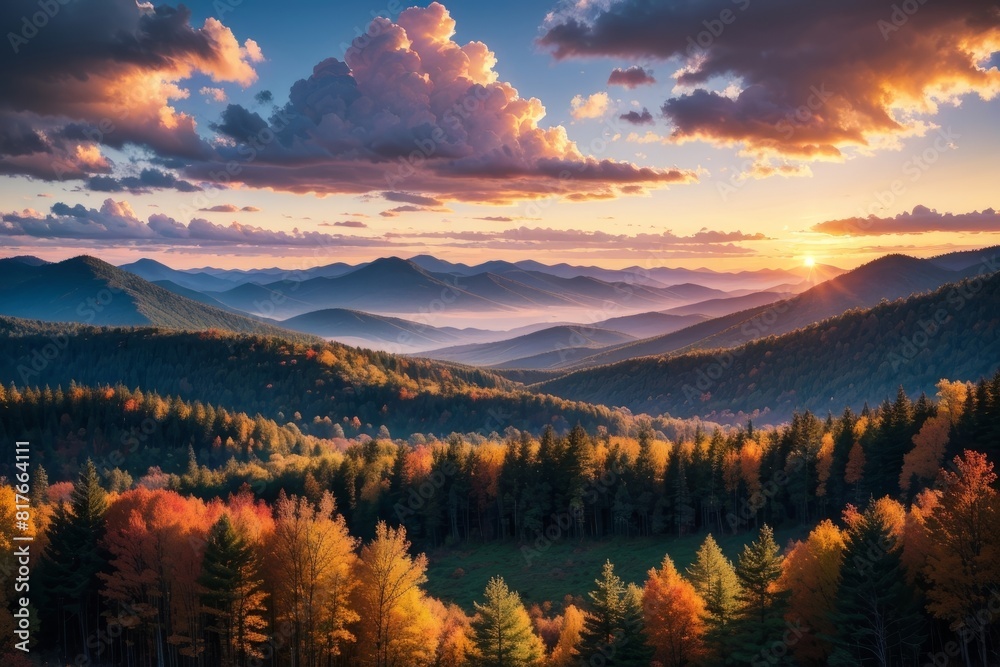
534 268 1000 423
0 256 312 340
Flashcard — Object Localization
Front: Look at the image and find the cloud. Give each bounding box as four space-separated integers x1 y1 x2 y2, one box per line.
379 205 449 217
0 198 394 247
383 192 445 207
200 87 228 103
184 4 695 202
389 225 769 251
620 108 654 126
571 92 611 119
198 204 261 213
608 66 656 88
475 216 515 222
0 0 263 181
540 0 1000 162
0 2 695 204
812 205 1000 236
321 220 369 228
86 168 201 194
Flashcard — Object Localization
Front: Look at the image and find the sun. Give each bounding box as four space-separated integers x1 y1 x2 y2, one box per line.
803 256 816 268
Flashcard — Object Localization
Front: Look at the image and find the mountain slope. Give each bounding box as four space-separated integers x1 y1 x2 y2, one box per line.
560 254 968 370
534 271 1000 423
0 256 310 339
0 317 631 435
209 257 511 317
662 291 796 318
423 325 635 367
280 308 479 350
590 312 710 339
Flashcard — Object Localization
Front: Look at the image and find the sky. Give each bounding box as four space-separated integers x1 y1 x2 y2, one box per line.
0 0 997 271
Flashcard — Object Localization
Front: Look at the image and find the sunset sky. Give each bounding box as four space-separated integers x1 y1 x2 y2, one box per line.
0 0 998 270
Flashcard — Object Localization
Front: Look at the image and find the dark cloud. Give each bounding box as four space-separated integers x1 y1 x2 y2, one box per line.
812 206 1000 236
383 192 445 207
620 109 655 126
0 0 263 181
540 0 1000 162
608 66 656 88
86 168 201 194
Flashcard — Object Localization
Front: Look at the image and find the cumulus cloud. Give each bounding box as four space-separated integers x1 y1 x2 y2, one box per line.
812 205 1000 236
0 0 263 183
540 0 1000 163
620 109 654 126
608 66 656 88
570 92 611 119
185 3 695 202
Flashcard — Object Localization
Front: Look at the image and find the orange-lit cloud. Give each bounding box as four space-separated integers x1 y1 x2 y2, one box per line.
0 0 262 184
812 205 1000 236
540 0 1000 163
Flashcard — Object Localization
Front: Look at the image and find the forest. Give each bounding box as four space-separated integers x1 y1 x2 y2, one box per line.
1 373 999 666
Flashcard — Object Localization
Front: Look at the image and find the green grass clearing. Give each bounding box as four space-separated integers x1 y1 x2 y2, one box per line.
424 526 808 612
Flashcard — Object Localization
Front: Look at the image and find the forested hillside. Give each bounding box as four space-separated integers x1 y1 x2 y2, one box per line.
537 271 1000 423
0 318 633 436
3 377 999 665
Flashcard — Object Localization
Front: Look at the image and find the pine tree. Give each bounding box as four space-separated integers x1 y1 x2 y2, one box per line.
30 464 49 507
578 560 651 666
830 499 925 666
728 524 790 665
617 583 654 666
578 560 625 666
36 460 108 663
199 514 268 667
468 576 544 667
686 534 741 630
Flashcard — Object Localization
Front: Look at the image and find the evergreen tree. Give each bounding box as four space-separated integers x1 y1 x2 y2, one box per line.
199 514 269 667
617 583 654 666
728 525 790 665
36 460 109 663
687 534 741 625
469 576 543 667
830 500 925 666
578 560 651 666
30 464 49 507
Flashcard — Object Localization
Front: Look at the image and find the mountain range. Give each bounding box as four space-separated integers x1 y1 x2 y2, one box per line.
1 246 997 426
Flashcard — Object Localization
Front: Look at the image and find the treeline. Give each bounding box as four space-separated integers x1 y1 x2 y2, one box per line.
3 375 1000 549
0 320 635 435
537 270 1000 422
2 447 999 666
